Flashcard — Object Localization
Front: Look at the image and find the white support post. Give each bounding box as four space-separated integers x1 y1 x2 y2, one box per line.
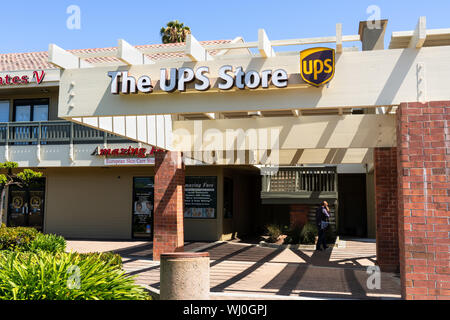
48 44 92 69
336 23 343 53
409 16 427 49
258 29 275 58
185 34 212 62
117 39 154 65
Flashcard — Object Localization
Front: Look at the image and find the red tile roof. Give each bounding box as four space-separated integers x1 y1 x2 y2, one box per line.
0 40 232 72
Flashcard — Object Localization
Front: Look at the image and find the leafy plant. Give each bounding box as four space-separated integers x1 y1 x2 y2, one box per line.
0 227 39 251
265 224 283 243
78 252 123 268
299 223 318 244
283 225 303 244
0 251 149 300
26 233 66 253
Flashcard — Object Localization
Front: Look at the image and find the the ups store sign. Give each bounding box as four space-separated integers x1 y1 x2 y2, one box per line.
107 47 336 94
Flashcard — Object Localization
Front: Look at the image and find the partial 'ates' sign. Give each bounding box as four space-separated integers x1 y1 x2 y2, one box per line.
0 70 45 86
300 48 335 87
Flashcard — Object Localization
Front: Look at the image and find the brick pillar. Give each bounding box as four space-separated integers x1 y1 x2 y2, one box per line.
374 147 399 273
289 204 309 229
397 102 450 300
153 151 185 261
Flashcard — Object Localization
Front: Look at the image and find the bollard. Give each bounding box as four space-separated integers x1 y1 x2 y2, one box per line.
160 252 210 300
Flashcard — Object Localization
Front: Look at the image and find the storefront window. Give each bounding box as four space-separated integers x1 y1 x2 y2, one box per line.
184 176 217 219
0 101 10 123
131 176 217 236
132 177 154 239
13 99 49 122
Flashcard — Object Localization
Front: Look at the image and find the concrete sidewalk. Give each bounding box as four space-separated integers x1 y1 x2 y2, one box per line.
66 239 401 300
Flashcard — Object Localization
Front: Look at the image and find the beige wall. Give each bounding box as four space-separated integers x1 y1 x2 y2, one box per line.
0 88 59 121
44 167 148 239
42 165 225 241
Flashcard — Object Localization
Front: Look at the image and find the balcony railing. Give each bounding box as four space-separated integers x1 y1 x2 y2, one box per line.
261 167 338 203
0 121 130 145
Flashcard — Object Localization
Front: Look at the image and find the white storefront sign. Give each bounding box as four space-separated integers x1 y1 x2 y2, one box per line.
107 66 289 94
104 158 155 165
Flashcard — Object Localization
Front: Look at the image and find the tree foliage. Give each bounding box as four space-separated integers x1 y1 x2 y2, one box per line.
160 20 191 44
16 169 43 187
0 162 43 223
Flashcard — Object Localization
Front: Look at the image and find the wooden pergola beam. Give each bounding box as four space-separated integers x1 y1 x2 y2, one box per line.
185 34 212 62
409 16 427 49
48 44 92 69
336 23 343 53
117 39 154 65
258 29 275 58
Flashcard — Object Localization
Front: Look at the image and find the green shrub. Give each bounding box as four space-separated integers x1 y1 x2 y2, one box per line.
27 233 66 253
0 251 148 300
283 225 302 244
78 252 123 268
299 223 318 245
265 224 283 242
0 227 39 251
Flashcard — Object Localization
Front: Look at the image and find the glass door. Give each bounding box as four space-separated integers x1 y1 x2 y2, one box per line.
33 105 49 121
132 177 154 239
13 99 49 145
7 178 45 231
14 105 31 122
13 105 32 144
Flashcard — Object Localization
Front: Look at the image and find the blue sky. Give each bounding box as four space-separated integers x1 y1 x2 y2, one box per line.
2 0 450 53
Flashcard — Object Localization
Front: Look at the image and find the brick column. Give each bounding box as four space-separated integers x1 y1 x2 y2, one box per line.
397 102 450 300
153 151 185 260
374 147 399 272
289 204 309 229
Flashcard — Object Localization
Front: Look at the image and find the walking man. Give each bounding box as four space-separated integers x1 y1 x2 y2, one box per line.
315 201 330 251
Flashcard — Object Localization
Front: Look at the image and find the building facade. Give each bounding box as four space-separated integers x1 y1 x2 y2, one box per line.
0 18 449 299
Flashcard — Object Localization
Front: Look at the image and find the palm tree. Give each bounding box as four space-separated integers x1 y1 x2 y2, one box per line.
160 20 191 44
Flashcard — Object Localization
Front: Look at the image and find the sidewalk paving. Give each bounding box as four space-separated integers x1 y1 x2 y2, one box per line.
66 239 401 300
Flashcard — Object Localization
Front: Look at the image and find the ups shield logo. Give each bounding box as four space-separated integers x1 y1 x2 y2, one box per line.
300 47 335 87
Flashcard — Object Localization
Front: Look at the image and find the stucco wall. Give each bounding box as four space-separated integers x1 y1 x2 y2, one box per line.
44 167 147 239
42 166 224 241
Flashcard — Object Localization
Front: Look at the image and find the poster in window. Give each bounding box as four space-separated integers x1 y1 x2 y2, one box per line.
132 177 154 238
184 176 217 219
